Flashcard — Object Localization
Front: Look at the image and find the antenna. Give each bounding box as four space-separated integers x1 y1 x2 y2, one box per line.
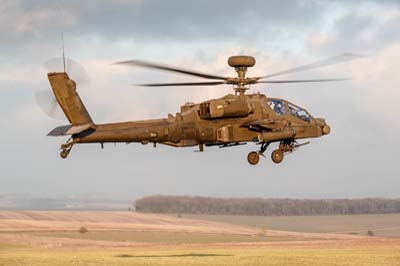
62 32 66 73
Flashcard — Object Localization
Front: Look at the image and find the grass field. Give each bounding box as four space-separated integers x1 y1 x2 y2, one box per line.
2 244 400 266
1 211 400 266
29 231 277 244
183 213 400 237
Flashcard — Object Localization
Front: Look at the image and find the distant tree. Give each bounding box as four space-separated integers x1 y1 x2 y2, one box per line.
134 196 400 216
79 226 88 234
367 230 374 236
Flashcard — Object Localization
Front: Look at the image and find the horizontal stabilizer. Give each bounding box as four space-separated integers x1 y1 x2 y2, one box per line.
47 123 93 136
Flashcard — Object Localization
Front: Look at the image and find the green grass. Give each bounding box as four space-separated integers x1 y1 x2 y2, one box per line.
182 214 400 237
1 246 400 266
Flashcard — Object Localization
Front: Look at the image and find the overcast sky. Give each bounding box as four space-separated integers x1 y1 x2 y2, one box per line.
0 0 399 199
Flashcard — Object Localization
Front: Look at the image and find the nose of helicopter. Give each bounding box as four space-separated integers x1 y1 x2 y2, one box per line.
322 123 331 135
315 118 331 135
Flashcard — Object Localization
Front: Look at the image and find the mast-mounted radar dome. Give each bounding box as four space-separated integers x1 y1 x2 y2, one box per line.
228 56 256 68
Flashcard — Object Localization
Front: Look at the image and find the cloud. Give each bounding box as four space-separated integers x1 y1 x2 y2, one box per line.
307 3 400 54
1 0 400 198
0 0 329 57
0 0 77 40
350 43 400 134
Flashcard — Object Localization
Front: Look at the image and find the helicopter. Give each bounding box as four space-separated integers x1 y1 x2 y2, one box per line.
46 54 359 165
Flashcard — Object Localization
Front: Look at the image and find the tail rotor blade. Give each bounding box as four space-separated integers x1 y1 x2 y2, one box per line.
34 90 64 120
44 57 90 86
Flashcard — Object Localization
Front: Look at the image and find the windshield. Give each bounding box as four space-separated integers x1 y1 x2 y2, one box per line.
288 103 311 122
268 99 286 115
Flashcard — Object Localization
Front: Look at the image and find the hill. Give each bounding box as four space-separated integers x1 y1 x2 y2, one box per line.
0 210 255 235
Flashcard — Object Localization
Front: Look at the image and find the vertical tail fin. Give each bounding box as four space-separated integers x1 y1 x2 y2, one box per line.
47 72 93 125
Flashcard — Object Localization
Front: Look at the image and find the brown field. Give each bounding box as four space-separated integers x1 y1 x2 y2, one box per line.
1 211 400 266
0 210 257 235
184 213 400 237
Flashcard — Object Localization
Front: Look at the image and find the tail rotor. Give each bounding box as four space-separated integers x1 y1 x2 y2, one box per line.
36 57 91 120
43 57 90 86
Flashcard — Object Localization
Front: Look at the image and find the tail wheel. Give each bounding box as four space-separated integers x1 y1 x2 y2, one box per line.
60 149 69 159
271 149 284 164
247 151 260 165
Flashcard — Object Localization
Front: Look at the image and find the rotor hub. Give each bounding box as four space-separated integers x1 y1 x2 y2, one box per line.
227 56 256 95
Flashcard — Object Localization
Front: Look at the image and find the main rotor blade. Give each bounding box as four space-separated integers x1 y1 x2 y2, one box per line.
136 81 227 87
257 78 349 84
259 53 363 79
114 60 227 80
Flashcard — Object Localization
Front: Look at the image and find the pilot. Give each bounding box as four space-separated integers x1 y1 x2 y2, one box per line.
274 101 285 115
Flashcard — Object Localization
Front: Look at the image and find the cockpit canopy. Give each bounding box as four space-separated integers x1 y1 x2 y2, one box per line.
267 98 312 122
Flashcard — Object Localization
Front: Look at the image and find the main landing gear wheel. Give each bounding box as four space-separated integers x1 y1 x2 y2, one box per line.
247 151 260 165
247 142 270 165
271 149 284 164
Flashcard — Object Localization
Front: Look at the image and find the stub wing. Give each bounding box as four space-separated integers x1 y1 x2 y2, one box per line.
241 119 286 131
47 123 93 136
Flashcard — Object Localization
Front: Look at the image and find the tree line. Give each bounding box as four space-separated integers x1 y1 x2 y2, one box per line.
134 195 400 216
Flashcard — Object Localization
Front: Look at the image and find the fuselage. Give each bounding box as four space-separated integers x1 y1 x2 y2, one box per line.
74 93 329 147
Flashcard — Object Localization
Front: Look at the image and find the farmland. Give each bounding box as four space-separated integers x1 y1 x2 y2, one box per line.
0 211 400 266
2 244 400 266
183 213 400 237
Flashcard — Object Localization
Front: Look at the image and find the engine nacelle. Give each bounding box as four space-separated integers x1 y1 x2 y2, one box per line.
199 98 254 119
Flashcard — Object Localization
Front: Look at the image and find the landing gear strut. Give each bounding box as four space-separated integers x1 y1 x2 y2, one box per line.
270 140 293 164
247 142 270 165
270 140 310 164
60 139 75 159
247 140 309 165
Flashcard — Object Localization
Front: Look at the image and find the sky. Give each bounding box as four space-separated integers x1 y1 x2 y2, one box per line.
0 0 399 199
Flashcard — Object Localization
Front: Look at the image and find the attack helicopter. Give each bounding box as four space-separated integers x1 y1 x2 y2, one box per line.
45 54 359 165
